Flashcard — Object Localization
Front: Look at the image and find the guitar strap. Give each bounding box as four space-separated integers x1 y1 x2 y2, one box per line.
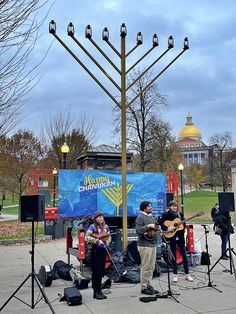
176 212 182 240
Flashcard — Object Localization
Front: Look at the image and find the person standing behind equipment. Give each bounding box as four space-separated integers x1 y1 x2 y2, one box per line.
213 209 232 260
159 200 194 283
135 201 159 295
85 211 111 300
211 203 220 227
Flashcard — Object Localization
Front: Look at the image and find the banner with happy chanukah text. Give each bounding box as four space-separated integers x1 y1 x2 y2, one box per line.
58 170 166 217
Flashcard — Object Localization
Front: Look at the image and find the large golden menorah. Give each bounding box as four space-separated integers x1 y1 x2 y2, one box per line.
49 20 189 250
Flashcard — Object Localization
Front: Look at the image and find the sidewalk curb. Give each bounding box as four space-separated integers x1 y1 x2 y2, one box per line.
0 235 53 246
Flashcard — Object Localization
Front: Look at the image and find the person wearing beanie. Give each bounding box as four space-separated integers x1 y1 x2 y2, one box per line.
159 200 194 283
85 211 111 300
135 201 159 295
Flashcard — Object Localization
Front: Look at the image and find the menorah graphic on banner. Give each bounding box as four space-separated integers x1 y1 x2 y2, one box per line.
102 182 134 216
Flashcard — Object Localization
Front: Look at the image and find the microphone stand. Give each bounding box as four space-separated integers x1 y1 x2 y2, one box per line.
162 235 180 303
193 225 222 293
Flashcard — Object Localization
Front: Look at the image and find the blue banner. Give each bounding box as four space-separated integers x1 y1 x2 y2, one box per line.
58 170 166 218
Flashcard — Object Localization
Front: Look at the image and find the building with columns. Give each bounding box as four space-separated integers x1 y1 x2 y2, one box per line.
177 113 209 166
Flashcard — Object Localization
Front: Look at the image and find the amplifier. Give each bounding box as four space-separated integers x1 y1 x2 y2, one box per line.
110 228 138 252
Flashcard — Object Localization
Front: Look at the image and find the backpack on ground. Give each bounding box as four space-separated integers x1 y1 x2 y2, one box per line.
52 260 73 281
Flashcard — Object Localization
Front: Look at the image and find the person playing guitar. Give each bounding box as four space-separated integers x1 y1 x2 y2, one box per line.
159 200 194 283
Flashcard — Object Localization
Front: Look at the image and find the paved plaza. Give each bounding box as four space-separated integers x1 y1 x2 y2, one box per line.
0 223 236 313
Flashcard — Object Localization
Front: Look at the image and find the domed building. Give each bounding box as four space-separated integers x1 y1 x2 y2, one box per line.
177 113 209 165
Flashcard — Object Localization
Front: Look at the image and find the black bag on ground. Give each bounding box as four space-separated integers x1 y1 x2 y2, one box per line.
63 287 82 306
121 265 140 283
52 260 73 281
201 251 210 265
127 241 141 264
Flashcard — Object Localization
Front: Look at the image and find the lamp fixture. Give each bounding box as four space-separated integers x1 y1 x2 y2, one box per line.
67 22 74 36
168 35 174 48
183 37 189 50
49 20 56 34
85 25 92 39
152 34 159 47
178 163 184 171
61 142 70 154
102 27 109 41
120 23 127 37
136 32 143 45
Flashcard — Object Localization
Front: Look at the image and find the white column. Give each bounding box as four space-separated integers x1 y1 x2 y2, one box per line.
230 159 236 223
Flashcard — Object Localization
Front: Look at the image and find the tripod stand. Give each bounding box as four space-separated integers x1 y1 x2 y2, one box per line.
0 221 55 313
162 237 180 303
193 225 222 292
208 232 236 279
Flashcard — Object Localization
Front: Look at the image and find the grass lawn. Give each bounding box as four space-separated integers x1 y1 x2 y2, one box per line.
0 220 44 240
183 190 218 222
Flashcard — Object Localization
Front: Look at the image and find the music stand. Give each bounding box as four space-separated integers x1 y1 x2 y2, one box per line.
193 225 222 292
162 236 180 303
0 221 55 313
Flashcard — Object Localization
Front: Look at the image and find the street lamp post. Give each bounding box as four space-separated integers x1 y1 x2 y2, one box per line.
49 21 189 250
178 163 184 215
61 142 70 169
52 168 57 207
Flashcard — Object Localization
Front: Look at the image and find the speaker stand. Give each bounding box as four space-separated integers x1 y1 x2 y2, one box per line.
208 233 236 279
0 221 55 313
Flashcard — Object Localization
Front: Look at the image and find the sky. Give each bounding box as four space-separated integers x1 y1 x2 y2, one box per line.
23 0 236 146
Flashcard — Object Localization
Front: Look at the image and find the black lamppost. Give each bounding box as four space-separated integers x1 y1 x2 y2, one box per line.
178 163 184 215
52 168 57 207
61 142 70 169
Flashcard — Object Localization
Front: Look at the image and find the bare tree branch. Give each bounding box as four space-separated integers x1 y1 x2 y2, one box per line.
0 0 50 135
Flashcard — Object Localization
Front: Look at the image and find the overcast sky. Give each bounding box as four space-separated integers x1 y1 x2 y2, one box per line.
23 0 236 146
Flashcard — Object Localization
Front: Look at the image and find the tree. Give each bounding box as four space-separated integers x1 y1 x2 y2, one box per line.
147 118 180 172
114 70 168 171
0 130 44 196
0 0 48 135
209 132 233 192
185 163 206 190
42 108 96 169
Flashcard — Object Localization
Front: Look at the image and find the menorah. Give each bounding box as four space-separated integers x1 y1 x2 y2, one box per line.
49 20 189 250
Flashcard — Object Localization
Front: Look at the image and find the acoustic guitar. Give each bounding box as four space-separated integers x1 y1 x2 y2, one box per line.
164 211 204 239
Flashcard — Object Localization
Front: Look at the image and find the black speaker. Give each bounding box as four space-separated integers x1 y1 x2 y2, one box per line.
20 194 45 222
166 192 174 207
218 192 235 212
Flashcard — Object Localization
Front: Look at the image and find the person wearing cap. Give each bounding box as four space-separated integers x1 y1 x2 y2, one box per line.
135 201 159 295
159 200 194 283
85 211 111 300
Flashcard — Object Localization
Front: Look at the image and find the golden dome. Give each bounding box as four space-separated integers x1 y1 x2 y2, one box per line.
178 113 201 139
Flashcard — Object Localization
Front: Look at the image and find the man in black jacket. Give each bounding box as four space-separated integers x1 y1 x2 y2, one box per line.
159 200 193 283
135 201 159 295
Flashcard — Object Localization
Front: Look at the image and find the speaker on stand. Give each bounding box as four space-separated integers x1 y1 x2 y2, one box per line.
218 192 235 212
20 194 45 222
1 194 55 313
